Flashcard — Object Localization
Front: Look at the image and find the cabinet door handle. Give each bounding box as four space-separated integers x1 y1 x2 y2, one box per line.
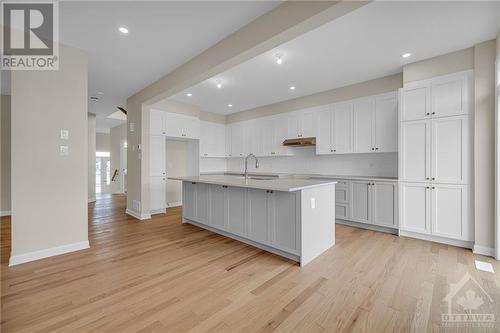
426 186 430 189
371 148 374 151
431 177 435 180
191 182 196 184
426 177 430 180
375 148 379 150
432 112 436 115
432 186 435 189
333 149 336 152
426 113 430 116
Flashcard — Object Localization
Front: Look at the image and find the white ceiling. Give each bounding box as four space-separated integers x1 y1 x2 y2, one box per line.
170 1 500 115
55 1 280 131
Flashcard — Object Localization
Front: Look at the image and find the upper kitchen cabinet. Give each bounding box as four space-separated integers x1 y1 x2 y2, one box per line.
149 109 200 139
287 108 316 139
200 121 226 158
400 70 472 122
353 92 398 153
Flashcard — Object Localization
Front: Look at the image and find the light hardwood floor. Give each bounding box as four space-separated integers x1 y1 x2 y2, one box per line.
1 194 499 332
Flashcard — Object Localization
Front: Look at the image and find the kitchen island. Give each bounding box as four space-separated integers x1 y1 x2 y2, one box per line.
170 175 336 266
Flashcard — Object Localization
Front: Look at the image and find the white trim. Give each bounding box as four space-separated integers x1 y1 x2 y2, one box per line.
125 208 151 220
150 209 166 215
473 244 495 257
0 210 11 217
9 241 90 266
336 219 398 235
399 230 473 249
167 201 182 208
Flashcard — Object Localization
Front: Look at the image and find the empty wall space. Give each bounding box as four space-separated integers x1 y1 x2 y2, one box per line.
1 95 11 215
10 44 89 265
96 132 110 152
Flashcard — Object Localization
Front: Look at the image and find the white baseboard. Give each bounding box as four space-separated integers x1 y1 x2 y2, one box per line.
0 210 11 217
9 240 90 266
126 208 151 220
399 230 473 249
167 201 182 208
336 219 398 235
473 244 495 257
150 208 166 215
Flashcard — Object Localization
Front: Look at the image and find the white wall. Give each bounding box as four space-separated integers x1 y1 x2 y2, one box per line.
88 113 96 202
165 139 187 206
1 94 11 214
10 44 89 265
227 149 397 177
96 132 110 152
110 124 127 194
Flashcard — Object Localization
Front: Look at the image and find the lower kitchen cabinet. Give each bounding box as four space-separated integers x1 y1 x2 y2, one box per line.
400 182 471 241
150 176 166 212
183 184 298 253
337 179 398 230
226 187 247 237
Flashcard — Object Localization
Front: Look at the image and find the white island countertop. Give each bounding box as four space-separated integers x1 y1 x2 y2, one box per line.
169 175 337 192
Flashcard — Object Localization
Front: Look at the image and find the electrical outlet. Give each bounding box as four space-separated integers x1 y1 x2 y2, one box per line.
59 145 69 156
60 129 69 140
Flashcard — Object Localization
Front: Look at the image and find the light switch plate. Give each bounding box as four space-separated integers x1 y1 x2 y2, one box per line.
60 129 69 140
60 145 69 156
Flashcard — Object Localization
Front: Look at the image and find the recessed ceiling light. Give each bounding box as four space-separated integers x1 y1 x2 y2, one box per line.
402 52 411 58
275 53 283 65
119 27 129 34
289 86 295 90
228 104 233 107
216 79 222 89
186 93 192 97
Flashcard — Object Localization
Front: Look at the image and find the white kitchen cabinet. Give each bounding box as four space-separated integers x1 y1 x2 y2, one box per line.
431 116 469 184
245 119 264 156
350 181 371 223
195 183 209 224
400 115 469 185
209 185 226 229
431 72 471 118
400 85 430 121
230 122 245 157
225 125 232 157
200 121 226 157
374 93 398 152
335 204 349 220
226 186 247 237
400 182 430 234
400 182 470 241
150 109 165 136
353 99 374 153
316 108 332 155
400 120 431 182
150 135 166 177
150 109 200 139
269 190 298 252
431 184 469 240
372 182 397 228
247 188 269 244
288 109 316 139
271 115 292 156
150 176 166 212
332 102 353 153
183 182 196 221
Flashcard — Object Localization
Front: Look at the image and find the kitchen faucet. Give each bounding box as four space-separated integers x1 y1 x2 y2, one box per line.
244 153 259 184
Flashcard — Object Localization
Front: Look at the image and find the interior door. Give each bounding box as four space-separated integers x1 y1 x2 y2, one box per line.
400 120 430 182
400 182 430 234
372 182 396 228
401 85 430 121
431 184 469 240
431 116 469 184
332 102 352 153
374 94 398 152
350 181 371 223
353 99 374 153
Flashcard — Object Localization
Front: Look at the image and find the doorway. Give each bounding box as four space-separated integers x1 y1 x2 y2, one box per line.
96 152 111 194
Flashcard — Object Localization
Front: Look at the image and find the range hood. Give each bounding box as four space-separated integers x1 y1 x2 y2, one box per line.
282 137 316 147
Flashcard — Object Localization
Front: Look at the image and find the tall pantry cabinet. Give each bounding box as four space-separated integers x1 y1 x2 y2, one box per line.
399 70 473 245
